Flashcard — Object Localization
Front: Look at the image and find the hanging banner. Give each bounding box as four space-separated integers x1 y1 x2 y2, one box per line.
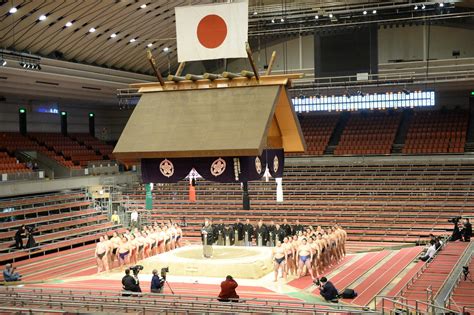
140 149 284 184
145 183 153 210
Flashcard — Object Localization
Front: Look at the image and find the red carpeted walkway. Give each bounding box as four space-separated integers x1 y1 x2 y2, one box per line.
287 254 355 290
312 250 390 295
344 246 423 306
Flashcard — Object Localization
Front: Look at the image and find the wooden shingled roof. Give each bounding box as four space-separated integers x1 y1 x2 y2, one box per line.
113 75 306 161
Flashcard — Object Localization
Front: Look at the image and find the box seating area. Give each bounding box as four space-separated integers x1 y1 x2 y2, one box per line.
334 113 401 155
298 115 339 155
0 152 30 174
70 133 114 158
31 133 102 167
0 190 120 264
121 160 470 243
402 110 468 154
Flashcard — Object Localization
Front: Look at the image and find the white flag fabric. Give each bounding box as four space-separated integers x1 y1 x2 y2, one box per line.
175 1 248 62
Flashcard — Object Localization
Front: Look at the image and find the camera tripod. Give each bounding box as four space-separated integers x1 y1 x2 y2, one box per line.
163 277 175 294
463 267 472 282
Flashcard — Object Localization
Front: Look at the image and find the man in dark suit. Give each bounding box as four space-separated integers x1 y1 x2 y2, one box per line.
462 218 472 242
292 219 304 235
267 220 277 247
242 219 254 246
281 219 292 237
275 224 286 243
233 218 244 246
222 224 235 246
254 219 268 247
317 277 339 302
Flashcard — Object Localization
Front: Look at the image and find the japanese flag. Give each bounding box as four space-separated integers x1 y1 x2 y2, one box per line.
175 1 248 62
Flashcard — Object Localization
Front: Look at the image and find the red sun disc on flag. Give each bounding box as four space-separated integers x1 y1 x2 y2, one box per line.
197 14 227 49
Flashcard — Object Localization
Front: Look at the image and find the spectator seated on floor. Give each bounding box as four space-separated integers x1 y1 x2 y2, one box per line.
2 263 22 282
420 240 437 262
218 275 239 302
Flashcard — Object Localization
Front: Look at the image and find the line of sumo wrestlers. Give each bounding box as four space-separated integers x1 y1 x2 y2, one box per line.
94 218 347 282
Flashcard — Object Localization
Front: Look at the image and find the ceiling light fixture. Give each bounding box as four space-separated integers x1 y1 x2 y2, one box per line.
65 21 73 27
38 14 47 21
328 13 333 18
253 11 257 15
9 7 17 14
372 9 377 14
271 18 275 23
439 2 444 7
163 47 169 52
89 27 96 33
110 33 117 38
422 4 426 9
129 38 136 43
280 18 285 22
0 59 6 67
315 15 319 19
414 5 418 10
140 4 147 9
147 43 153 47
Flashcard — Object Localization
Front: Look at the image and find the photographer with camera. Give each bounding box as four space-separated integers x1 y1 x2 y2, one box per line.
218 275 239 302
448 217 463 241
314 277 339 302
122 267 142 295
462 218 472 242
150 269 164 293
2 263 22 282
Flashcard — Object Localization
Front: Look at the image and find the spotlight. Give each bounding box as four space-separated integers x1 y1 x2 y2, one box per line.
163 47 169 52
140 4 147 9
328 13 333 18
89 27 96 33
422 4 426 9
110 33 117 38
414 5 418 10
65 21 73 27
129 38 136 43
271 18 275 23
363 10 367 15
1 59 6 67
253 11 258 15
372 9 377 14
38 14 47 21
439 2 444 7
280 18 285 22
9 7 17 14
315 15 319 19
147 43 153 47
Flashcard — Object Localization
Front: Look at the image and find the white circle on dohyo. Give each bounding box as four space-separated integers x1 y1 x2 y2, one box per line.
273 155 279 173
211 158 226 176
255 157 262 174
159 159 174 177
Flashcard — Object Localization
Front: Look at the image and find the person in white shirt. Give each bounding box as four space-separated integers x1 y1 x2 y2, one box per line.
130 210 139 229
420 240 436 262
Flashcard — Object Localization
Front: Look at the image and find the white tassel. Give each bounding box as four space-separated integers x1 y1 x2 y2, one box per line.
264 165 270 182
276 177 283 202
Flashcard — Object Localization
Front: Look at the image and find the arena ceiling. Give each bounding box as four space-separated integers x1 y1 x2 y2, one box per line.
1 0 472 76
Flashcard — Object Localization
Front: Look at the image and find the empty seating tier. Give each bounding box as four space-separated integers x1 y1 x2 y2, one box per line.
0 190 121 264
297 115 339 155
334 112 401 155
402 110 468 154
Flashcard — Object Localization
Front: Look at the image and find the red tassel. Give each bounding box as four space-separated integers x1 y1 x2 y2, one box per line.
189 184 196 202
